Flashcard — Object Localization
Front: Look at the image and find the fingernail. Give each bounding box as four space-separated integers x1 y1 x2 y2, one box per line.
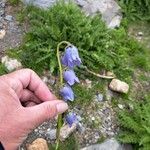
56 102 68 113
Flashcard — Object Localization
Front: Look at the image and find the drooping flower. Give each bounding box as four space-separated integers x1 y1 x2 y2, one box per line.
65 112 78 127
61 45 81 69
60 85 74 101
63 70 80 86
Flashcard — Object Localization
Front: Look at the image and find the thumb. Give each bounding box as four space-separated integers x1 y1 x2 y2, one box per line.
25 100 68 127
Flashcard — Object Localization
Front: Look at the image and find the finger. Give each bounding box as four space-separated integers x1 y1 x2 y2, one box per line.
25 100 68 127
3 69 57 101
20 89 42 104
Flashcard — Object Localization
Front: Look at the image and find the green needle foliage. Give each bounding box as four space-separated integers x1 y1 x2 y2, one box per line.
12 1 149 80
118 0 150 21
117 95 150 150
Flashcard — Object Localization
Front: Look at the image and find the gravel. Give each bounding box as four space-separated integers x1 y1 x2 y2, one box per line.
0 1 23 57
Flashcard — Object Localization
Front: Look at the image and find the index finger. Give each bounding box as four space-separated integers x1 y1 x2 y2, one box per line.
3 69 57 101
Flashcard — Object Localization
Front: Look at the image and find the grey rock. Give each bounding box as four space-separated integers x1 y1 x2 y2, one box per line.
82 0 122 29
96 93 104 102
0 10 4 16
5 15 13 21
81 138 133 150
77 123 85 134
76 0 87 7
106 89 114 101
0 2 5 8
0 23 3 29
23 0 56 9
46 129 56 140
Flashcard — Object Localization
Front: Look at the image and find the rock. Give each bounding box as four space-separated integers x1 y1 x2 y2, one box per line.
81 138 132 150
23 0 56 9
82 0 122 29
77 122 85 134
46 129 56 140
27 138 49 150
106 71 115 77
105 88 114 101
0 29 6 39
137 32 143 36
0 10 4 16
96 93 104 102
118 104 124 109
109 79 129 94
85 79 92 88
42 76 49 83
76 0 87 7
1 56 22 72
91 117 95 121
5 15 13 21
46 123 77 141
60 123 77 141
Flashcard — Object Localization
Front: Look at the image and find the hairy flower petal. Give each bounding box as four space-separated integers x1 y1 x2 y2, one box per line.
61 45 81 69
60 85 74 101
63 70 80 86
65 112 78 127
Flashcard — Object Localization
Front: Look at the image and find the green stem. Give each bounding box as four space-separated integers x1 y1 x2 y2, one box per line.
55 41 70 150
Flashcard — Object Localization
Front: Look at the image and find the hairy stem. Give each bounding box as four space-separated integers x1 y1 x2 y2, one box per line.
55 41 70 150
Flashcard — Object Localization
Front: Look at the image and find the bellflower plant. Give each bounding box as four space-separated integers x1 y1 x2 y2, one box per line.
55 41 81 150
63 69 80 86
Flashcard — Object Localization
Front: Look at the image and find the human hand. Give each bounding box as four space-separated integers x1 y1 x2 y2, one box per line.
0 69 68 150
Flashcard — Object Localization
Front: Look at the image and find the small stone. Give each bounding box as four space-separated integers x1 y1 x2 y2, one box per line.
48 78 56 85
27 138 49 150
60 123 77 141
106 89 114 101
96 93 104 102
1 2 5 8
42 76 48 83
77 122 85 134
106 71 115 77
5 15 13 21
109 79 129 94
1 56 22 72
118 104 124 109
85 79 92 88
91 117 95 121
34 129 38 132
0 10 4 16
46 129 56 140
137 32 143 36
0 29 6 39
76 0 87 7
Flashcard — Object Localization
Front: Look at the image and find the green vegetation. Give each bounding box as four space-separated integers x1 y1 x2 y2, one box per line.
49 135 79 150
117 94 150 150
8 0 20 5
9 1 149 81
118 0 150 21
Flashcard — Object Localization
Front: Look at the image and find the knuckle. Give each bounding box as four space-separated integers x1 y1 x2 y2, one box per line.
45 104 57 119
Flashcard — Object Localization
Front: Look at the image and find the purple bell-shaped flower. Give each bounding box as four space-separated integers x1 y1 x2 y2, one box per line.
65 112 78 127
61 45 81 69
63 70 79 86
60 85 74 101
